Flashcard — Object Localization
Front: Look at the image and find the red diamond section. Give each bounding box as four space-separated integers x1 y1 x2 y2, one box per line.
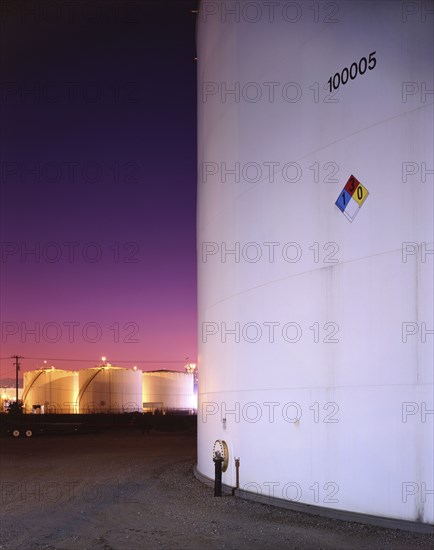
344 175 361 197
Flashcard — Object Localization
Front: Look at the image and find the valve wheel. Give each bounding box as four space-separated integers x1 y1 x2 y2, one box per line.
213 439 229 472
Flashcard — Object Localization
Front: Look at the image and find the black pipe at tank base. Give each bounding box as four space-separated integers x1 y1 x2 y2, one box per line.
213 453 224 496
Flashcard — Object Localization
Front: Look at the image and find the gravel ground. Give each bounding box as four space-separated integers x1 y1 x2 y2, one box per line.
0 430 433 550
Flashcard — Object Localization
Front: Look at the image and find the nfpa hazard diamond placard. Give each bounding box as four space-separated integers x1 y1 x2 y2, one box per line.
335 175 369 222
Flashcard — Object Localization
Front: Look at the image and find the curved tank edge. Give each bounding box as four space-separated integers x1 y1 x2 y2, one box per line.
193 465 434 535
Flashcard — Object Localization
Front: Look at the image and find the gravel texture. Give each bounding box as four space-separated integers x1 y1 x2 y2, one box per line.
0 430 433 549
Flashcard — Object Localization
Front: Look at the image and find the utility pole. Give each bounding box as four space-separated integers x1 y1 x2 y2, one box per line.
11 355 23 404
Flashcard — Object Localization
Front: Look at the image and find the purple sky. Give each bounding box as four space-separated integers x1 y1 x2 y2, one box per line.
0 1 198 379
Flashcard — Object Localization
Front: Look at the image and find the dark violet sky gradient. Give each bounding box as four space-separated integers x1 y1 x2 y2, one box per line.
0 1 198 379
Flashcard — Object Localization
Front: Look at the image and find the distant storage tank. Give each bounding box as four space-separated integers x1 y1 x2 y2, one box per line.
0 388 23 412
197 0 433 528
142 370 195 411
77 366 142 413
23 368 78 413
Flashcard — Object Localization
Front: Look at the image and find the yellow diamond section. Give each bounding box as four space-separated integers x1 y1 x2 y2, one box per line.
353 183 369 205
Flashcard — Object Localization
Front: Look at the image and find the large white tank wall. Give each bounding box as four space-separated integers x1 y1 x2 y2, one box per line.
78 367 142 413
197 0 433 525
23 369 79 413
142 371 195 410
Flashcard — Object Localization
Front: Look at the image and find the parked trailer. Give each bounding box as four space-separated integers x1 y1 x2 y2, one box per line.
4 421 83 437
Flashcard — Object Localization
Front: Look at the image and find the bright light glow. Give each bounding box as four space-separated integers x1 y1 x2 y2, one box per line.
185 362 196 374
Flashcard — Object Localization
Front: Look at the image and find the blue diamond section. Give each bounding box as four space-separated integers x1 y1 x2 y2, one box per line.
335 190 351 212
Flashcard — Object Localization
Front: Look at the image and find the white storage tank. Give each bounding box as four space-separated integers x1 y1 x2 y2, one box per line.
22 368 78 413
77 366 142 413
142 370 195 411
197 0 433 528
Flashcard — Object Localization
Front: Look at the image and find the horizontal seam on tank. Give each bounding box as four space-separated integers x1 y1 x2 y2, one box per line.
197 102 433 233
205 244 434 309
198 383 432 395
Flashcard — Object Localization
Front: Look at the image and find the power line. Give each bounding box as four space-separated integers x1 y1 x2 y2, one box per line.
22 357 190 363
1 356 193 364
0 357 197 379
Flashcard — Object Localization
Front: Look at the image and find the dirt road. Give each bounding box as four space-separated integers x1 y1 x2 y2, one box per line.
0 430 432 549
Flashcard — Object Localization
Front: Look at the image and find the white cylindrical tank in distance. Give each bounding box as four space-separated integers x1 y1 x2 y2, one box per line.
197 0 433 526
77 366 142 413
22 368 78 413
142 370 195 411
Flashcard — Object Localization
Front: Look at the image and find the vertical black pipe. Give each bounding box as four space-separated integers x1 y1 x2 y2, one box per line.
213 455 224 496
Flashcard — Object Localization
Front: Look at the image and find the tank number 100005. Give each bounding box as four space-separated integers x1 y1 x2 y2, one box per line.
327 51 377 92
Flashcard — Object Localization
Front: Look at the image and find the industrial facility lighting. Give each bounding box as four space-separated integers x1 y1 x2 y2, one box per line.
185 362 196 374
